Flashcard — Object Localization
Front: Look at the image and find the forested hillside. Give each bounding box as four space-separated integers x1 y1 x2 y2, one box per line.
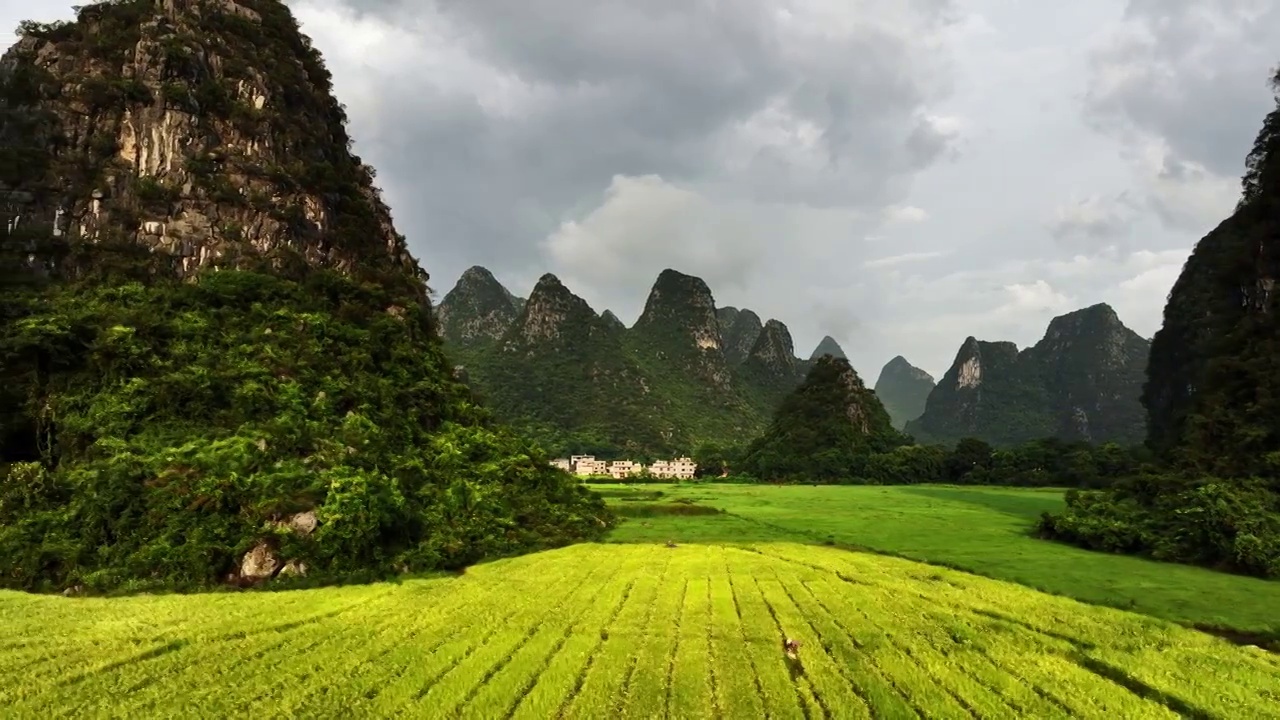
0 0 608 593
1041 68 1280 579
907 304 1149 447
438 266 843 457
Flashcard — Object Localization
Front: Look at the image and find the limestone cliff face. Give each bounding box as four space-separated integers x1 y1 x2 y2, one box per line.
717 306 763 364
631 268 732 389
506 273 607 350
873 356 935 429
906 338 1029 443
436 266 519 346
746 319 797 380
906 303 1148 446
0 0 421 292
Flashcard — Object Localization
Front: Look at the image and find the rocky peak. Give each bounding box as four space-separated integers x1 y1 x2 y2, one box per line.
1032 303 1143 370
600 309 625 331
633 269 722 351
747 319 797 376
718 306 763 364
788 355 895 438
873 355 936 429
946 337 1019 391
631 269 732 389
436 265 519 346
1 0 424 294
507 273 599 347
809 335 847 360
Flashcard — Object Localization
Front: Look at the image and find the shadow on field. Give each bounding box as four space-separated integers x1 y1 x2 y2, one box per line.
897 485 1065 521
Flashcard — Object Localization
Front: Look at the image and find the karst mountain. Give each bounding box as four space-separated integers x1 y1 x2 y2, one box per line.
0 0 606 592
906 303 1150 446
438 266 853 456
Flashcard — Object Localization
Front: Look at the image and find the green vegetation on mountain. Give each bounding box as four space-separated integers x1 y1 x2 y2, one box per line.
717 306 763 364
872 355 935 429
439 267 819 457
1042 69 1280 579
907 304 1149 447
456 273 673 456
739 355 906 481
435 265 521 348
0 0 608 593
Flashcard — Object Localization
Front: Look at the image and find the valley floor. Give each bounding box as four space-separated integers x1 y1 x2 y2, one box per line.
3 542 1278 718
597 483 1280 640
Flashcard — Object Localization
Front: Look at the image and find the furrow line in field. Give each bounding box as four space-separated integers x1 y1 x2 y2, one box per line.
619 551 689 717
230 593 425 712
795 580 924 719
417 560 619 715
510 574 638 720
662 577 691 717
276 579 522 715
0 593 360 684
559 549 671 719
15 588 400 715
709 559 766 719
752 573 824 712
610 551 674 716
725 558 767 711
458 556 629 719
767 577 880 720
727 558 805 719
361 556 608 713
705 577 722 719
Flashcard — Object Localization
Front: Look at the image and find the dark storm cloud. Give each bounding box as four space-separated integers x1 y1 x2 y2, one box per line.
1085 0 1280 179
295 0 962 287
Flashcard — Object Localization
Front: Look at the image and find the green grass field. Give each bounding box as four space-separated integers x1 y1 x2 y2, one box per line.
3 542 1278 718
597 483 1280 639
3 483 1279 717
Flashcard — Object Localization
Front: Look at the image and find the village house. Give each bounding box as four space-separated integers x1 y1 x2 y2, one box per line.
647 457 697 479
551 455 699 480
608 461 642 479
570 456 608 477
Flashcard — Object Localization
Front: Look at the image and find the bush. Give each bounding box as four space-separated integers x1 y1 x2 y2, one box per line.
0 267 613 592
1039 475 1280 578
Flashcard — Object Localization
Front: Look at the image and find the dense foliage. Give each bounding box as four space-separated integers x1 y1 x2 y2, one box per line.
739 356 906 482
908 305 1149 448
0 266 610 592
1041 68 1280 578
439 269 797 458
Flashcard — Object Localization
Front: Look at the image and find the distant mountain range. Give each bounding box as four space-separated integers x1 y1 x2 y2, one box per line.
439 267 1152 453
437 266 845 456
906 304 1150 447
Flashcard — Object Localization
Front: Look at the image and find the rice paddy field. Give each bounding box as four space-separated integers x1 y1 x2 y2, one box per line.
3 484 1279 717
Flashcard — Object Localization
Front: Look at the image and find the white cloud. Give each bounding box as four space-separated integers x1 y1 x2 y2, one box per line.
863 251 947 269
882 205 930 223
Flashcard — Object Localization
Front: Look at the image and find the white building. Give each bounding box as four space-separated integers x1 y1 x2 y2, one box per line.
572 456 608 477
608 461 642 479
550 458 572 472
647 457 697 479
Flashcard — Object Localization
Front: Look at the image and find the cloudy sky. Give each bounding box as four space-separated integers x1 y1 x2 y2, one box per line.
7 0 1279 379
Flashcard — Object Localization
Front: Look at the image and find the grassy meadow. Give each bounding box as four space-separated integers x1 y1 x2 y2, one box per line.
598 483 1280 639
3 483 1278 717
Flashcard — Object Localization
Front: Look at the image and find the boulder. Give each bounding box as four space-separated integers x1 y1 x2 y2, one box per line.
240 541 280 581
